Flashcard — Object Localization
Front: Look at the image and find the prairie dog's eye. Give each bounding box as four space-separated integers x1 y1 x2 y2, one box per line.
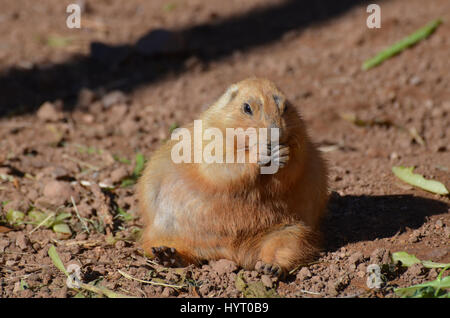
243 103 253 115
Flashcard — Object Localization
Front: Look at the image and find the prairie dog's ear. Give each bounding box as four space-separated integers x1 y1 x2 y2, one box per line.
213 84 239 109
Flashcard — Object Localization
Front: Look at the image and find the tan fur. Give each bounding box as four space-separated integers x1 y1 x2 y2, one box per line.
137 77 328 273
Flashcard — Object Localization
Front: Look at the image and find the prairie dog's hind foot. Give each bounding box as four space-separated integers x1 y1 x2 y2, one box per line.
151 246 186 267
255 261 284 278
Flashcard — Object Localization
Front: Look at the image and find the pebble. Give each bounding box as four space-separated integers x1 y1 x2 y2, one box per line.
348 252 364 266
261 275 273 288
37 101 63 122
370 248 392 265
101 90 127 108
210 259 238 275
15 233 28 250
296 267 312 280
43 180 78 205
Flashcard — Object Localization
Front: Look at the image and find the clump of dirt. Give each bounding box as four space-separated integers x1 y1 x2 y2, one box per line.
0 0 449 298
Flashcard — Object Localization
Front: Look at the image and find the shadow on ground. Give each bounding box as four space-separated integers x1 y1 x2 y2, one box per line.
324 194 449 251
0 0 371 116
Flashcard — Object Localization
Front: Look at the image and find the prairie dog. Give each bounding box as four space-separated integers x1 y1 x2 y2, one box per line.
137 77 328 275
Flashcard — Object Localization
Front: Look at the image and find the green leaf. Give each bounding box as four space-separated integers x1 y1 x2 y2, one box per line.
47 36 72 48
48 245 68 276
28 210 48 224
55 212 72 223
392 251 450 268
235 271 247 292
363 19 442 70
133 153 145 177
120 178 136 188
52 223 72 235
169 123 179 133
163 3 177 12
395 266 450 298
20 279 29 290
392 166 449 195
113 155 131 165
116 207 134 222
234 271 279 298
6 210 25 225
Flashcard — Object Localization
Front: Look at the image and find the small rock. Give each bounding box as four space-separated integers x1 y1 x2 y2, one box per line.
254 261 264 272
297 267 312 280
0 239 10 253
101 90 127 108
408 230 422 243
198 284 210 295
119 117 139 137
348 252 364 266
370 248 392 265
428 268 439 280
13 281 21 294
81 114 95 124
54 286 68 298
75 232 88 241
407 263 425 276
5 260 16 267
43 180 77 205
41 166 69 179
409 76 422 86
27 188 39 202
435 219 443 229
327 281 339 297
210 259 238 275
4 199 29 213
77 88 96 109
261 275 273 288
114 240 126 249
444 227 450 238
37 101 63 122
161 287 173 297
334 273 351 292
15 233 28 250
311 275 322 284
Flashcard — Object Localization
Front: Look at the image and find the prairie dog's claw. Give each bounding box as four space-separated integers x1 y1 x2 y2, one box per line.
255 261 284 278
151 246 184 267
258 144 289 168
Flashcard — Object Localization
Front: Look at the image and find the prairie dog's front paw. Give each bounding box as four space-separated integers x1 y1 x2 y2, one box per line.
271 144 289 168
257 144 289 168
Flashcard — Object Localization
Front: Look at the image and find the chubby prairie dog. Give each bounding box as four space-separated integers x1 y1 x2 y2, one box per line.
137 78 328 276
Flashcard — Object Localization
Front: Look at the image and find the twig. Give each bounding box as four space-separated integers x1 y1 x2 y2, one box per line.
118 269 186 289
71 196 90 234
62 154 100 171
28 212 55 235
298 289 322 295
289 260 323 275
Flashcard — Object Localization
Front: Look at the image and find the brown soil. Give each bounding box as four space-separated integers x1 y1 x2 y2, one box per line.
0 0 449 298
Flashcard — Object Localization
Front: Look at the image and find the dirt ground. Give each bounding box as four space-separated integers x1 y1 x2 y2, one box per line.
0 0 449 298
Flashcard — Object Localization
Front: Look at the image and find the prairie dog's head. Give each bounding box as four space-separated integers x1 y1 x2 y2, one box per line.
206 77 302 145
